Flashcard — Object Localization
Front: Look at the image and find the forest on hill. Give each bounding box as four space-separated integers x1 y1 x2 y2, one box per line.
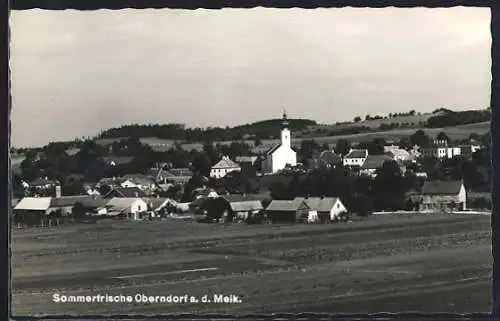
96 118 317 143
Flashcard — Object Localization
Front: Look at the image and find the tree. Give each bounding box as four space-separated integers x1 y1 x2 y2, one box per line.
436 132 450 144
372 161 406 211
410 130 431 148
365 114 371 121
353 116 362 122
299 140 320 164
191 152 212 177
335 139 351 157
72 202 87 221
202 198 232 222
269 181 292 200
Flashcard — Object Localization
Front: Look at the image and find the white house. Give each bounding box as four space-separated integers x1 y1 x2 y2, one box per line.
210 156 242 179
386 149 413 162
342 149 368 168
419 180 467 212
295 197 348 222
105 197 148 220
262 112 298 174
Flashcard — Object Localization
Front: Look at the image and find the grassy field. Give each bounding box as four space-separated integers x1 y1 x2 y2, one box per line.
11 212 492 315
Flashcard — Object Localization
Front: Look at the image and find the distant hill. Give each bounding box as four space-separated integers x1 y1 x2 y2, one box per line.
97 118 317 143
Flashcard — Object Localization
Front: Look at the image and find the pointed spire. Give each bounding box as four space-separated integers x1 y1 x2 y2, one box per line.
281 109 289 129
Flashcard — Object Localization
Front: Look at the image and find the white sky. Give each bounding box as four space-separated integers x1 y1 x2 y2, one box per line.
10 7 491 148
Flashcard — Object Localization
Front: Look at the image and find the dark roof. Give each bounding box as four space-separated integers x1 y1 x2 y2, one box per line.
266 144 282 155
105 187 147 198
50 196 92 207
235 156 258 164
344 149 368 159
421 180 464 195
361 155 394 170
80 197 108 208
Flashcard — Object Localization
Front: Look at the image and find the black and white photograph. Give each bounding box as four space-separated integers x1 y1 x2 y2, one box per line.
10 7 493 315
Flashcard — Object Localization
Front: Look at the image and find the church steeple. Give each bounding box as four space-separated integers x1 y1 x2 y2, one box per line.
280 110 291 148
281 110 289 129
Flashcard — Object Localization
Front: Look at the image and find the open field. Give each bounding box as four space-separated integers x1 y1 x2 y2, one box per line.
257 121 490 149
11 212 492 316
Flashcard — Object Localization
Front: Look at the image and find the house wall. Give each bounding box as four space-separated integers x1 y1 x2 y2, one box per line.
47 206 73 216
307 210 318 223
131 200 148 220
330 200 348 219
343 157 366 167
210 167 241 179
420 186 467 211
121 180 138 188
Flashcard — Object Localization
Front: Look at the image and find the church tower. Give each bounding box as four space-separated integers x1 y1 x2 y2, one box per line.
280 111 291 148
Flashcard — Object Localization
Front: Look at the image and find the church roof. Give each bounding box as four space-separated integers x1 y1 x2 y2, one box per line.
266 144 282 155
212 157 241 169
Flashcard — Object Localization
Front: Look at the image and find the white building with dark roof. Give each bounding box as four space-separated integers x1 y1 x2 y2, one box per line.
261 112 298 174
210 156 242 179
342 149 368 168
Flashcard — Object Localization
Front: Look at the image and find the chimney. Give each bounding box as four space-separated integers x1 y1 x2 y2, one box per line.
55 185 62 198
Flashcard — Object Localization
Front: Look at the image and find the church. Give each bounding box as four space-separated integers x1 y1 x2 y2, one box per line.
261 112 297 174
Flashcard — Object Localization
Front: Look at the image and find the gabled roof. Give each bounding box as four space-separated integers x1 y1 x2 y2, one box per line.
387 149 411 158
104 187 147 198
344 149 368 159
14 197 52 211
122 174 156 186
142 197 175 210
266 199 309 212
421 180 464 195
105 197 145 213
50 195 92 207
295 197 341 213
361 155 394 170
98 177 127 185
266 144 282 156
230 201 263 212
212 158 241 169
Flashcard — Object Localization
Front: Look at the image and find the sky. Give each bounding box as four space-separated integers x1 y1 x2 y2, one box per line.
10 7 491 148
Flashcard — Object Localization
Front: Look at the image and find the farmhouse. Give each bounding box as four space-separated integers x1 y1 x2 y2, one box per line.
164 168 193 184
309 150 342 170
386 148 413 162
419 180 467 212
235 156 259 166
47 195 92 216
105 197 148 220
261 112 298 174
229 200 264 221
121 174 157 192
294 197 348 223
103 187 147 199
210 156 242 179
265 199 310 224
342 149 368 168
421 142 462 159
359 155 395 177
143 197 176 215
13 197 52 227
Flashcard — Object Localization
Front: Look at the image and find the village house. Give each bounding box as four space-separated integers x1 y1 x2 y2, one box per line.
294 196 348 223
419 180 467 212
309 150 342 170
385 148 413 163
210 156 242 179
222 193 270 221
163 168 193 185
421 141 462 159
28 177 60 196
143 197 177 217
261 112 298 174
265 199 310 224
47 195 92 216
105 197 148 220
383 144 400 153
13 197 52 227
121 174 157 193
342 149 368 169
103 186 147 199
359 155 395 177
235 156 259 167
459 144 482 159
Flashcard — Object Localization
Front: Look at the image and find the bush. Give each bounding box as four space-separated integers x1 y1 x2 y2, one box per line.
469 197 491 210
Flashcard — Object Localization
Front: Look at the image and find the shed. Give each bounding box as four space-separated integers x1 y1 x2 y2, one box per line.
419 180 467 212
105 197 148 220
295 197 348 222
